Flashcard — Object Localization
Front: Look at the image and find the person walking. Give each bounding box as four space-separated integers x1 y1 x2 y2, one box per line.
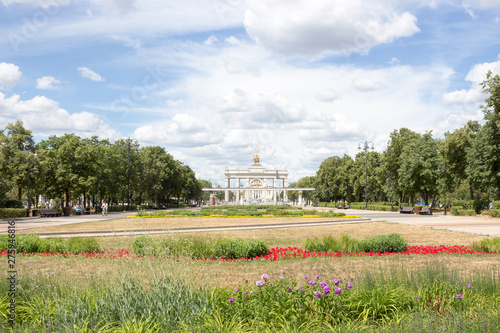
102 202 108 216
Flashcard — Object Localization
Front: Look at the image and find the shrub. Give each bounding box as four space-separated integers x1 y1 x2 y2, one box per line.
1 199 23 208
452 200 468 209
472 237 500 253
0 235 10 251
324 234 362 253
215 238 250 259
303 237 329 253
0 208 27 218
132 235 155 256
450 207 475 216
490 209 500 217
361 233 407 253
467 199 483 214
494 202 500 209
39 238 68 253
66 237 101 254
17 234 41 253
247 240 268 258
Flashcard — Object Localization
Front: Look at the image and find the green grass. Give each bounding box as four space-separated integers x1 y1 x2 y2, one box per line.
1 261 498 332
303 233 407 254
472 237 500 253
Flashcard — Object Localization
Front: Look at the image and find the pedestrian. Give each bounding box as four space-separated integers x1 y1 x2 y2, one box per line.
102 202 108 216
490 201 494 210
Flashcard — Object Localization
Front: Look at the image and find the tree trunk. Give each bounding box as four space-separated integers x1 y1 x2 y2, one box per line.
469 183 474 200
18 187 22 201
65 188 69 207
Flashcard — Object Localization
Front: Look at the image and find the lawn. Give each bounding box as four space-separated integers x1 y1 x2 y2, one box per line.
2 217 499 332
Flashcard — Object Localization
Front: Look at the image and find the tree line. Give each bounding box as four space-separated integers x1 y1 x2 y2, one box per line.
0 124 206 209
289 72 500 207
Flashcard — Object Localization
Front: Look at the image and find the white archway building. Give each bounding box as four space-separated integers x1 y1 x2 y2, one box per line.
203 153 314 205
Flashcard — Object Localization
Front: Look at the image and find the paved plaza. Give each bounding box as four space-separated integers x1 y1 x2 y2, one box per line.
1 207 499 238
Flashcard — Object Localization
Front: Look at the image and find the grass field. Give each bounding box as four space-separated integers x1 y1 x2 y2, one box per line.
2 217 499 332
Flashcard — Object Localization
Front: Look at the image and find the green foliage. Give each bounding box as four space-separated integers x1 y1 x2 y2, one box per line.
215 238 250 259
0 208 27 218
493 202 500 209
303 237 329 253
490 209 500 217
17 234 41 253
452 200 468 209
360 233 407 253
66 237 101 254
0 199 23 208
132 235 155 257
39 238 68 253
467 199 483 214
247 240 268 258
451 207 476 216
0 235 10 251
472 237 500 253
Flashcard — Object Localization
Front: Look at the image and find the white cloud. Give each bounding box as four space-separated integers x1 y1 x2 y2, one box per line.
244 0 420 57
351 77 383 92
166 99 183 107
77 67 105 82
315 89 338 103
442 56 500 105
1 0 71 8
0 92 118 139
204 35 218 45
36 76 61 90
0 62 22 89
225 36 241 45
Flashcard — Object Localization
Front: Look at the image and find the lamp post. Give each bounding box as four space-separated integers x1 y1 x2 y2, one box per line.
358 140 374 210
437 162 447 215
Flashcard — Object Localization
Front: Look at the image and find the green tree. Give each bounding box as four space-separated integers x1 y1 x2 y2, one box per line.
466 72 500 199
0 121 36 201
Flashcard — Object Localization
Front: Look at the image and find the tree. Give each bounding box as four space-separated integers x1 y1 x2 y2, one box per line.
0 121 36 201
466 72 500 199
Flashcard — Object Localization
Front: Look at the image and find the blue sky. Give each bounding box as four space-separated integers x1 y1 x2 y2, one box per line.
1 0 500 184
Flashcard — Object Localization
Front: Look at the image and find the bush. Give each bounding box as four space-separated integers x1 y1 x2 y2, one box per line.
452 200 468 209
472 237 500 253
132 235 155 256
0 235 10 251
247 240 268 258
490 209 500 217
493 202 500 209
0 208 27 218
467 199 483 214
17 234 41 253
361 233 407 253
303 237 329 253
1 199 23 208
39 238 68 253
324 234 362 253
66 237 101 254
215 238 250 259
452 208 476 216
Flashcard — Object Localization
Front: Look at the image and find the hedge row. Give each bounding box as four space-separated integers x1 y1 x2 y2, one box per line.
0 234 101 254
349 204 397 211
304 233 407 254
132 235 268 259
490 209 500 217
0 208 27 218
451 207 476 216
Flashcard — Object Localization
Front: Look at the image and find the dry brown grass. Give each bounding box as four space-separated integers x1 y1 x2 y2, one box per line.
12 253 499 290
17 216 359 233
90 221 490 250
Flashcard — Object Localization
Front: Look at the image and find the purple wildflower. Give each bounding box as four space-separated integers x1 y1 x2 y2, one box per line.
323 286 331 295
261 274 268 280
467 284 471 288
279 275 284 279
288 287 293 291
316 275 321 279
334 288 342 295
333 279 340 286
234 288 239 292
256 280 264 286
244 291 249 295
457 294 463 299
415 297 419 300
314 291 322 298
347 282 353 290
320 281 328 288
229 297 235 303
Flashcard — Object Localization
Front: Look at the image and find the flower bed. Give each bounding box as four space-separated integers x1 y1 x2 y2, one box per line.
2 245 495 262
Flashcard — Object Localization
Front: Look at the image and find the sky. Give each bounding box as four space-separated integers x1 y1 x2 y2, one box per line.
1 0 500 184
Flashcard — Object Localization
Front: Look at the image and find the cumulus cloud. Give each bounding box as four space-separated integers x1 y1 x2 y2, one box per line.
1 0 71 8
0 62 22 89
244 0 420 57
315 89 338 103
442 56 500 105
351 77 383 92
225 36 241 45
204 35 218 45
77 67 105 82
36 76 61 90
0 92 118 139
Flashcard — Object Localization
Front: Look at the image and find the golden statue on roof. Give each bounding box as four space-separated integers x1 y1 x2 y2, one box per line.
252 144 260 164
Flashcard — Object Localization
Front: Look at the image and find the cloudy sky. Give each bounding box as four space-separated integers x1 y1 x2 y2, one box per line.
1 0 500 183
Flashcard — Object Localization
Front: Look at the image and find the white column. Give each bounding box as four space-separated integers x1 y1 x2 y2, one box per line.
273 178 277 204
225 177 229 202
284 178 288 202
298 193 303 205
236 179 240 202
